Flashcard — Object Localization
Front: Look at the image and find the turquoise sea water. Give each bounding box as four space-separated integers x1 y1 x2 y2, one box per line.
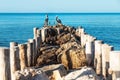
0 13 120 50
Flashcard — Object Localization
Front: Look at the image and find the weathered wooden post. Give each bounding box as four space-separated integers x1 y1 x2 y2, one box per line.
109 51 120 80
0 47 10 80
77 27 81 36
34 27 40 49
87 35 96 42
33 27 38 39
80 28 84 46
85 41 94 66
85 35 96 67
78 27 84 35
36 29 41 49
102 44 113 79
37 29 41 37
10 42 20 80
102 44 108 79
28 39 36 66
18 44 28 70
34 28 41 64
41 27 47 42
27 41 33 67
81 33 85 47
56 28 60 34
94 40 102 75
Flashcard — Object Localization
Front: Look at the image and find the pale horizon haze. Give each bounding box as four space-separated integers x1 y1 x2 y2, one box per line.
0 0 120 13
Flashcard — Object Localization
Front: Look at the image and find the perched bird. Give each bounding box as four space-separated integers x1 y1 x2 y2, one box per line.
44 14 49 27
56 16 62 24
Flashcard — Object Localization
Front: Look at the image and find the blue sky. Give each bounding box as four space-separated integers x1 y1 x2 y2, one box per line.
0 0 120 13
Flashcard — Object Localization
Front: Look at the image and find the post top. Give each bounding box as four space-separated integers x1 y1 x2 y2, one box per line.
95 40 102 43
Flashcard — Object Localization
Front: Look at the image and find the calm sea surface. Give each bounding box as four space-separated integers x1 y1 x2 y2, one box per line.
0 13 120 50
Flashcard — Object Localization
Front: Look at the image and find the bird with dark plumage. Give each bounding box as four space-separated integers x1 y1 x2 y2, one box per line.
44 14 49 27
56 16 62 25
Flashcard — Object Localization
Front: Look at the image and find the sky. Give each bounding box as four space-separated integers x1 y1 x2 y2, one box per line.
0 0 120 13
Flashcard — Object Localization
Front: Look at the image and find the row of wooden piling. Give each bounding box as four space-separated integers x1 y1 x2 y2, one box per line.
0 28 41 80
77 27 120 80
0 26 120 80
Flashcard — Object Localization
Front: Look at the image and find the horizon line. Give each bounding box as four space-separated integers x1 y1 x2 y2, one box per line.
0 12 120 14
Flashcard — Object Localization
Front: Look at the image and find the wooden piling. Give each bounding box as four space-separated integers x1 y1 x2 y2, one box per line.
0 47 10 80
110 51 120 80
85 41 94 66
33 27 38 39
36 29 41 49
28 39 36 66
94 40 102 75
27 42 33 67
34 28 40 49
56 28 60 34
80 28 85 47
10 42 20 80
41 27 47 42
78 27 84 35
18 44 28 70
37 29 41 37
102 44 113 79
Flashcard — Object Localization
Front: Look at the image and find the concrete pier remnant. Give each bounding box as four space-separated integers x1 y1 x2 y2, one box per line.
18 44 28 70
110 51 120 80
10 42 20 80
0 47 10 80
94 40 102 75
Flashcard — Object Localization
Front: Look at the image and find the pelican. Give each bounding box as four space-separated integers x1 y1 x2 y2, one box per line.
56 16 62 24
44 14 49 27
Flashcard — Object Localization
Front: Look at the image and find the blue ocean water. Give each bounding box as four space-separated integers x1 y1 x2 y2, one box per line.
0 13 120 50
